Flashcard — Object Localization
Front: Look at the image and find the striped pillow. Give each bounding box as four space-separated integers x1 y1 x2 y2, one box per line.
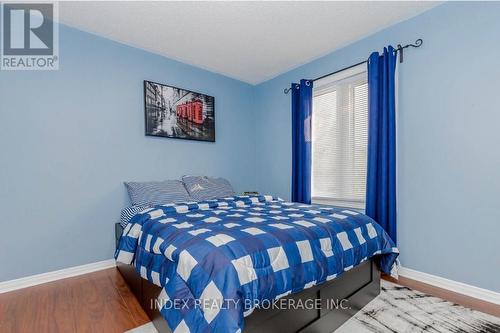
124 180 191 206
120 204 150 228
182 175 235 201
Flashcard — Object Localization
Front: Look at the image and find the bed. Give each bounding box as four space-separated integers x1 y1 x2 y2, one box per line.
115 194 398 333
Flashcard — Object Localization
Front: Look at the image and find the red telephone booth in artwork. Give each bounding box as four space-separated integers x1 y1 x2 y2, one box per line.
181 103 187 118
187 102 193 121
192 100 204 124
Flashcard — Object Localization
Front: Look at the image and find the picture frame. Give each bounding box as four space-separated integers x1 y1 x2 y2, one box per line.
144 80 215 142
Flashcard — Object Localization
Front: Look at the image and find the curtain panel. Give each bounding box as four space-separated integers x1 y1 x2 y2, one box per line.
366 46 398 244
291 79 313 204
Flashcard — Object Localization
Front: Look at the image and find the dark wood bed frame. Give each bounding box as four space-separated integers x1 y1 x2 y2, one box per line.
115 223 380 333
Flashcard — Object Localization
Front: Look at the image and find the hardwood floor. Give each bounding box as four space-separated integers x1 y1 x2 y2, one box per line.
382 274 500 318
0 268 149 333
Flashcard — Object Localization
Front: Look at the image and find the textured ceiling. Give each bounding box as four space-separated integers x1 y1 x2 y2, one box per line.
59 1 439 84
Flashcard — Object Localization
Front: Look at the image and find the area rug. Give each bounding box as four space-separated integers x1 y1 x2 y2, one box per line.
125 280 500 333
336 280 500 333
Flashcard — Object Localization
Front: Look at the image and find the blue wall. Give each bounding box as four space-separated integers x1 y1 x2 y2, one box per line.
0 24 256 281
253 2 500 292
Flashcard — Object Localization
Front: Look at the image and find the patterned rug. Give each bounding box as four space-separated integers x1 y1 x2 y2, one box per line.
336 281 500 333
126 281 500 333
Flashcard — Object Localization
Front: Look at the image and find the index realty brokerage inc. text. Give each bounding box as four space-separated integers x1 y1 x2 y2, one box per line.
152 297 351 311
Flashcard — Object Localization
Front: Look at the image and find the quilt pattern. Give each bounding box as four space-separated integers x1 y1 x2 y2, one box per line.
116 195 399 333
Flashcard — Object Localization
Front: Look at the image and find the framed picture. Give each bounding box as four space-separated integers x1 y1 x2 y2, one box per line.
144 80 215 142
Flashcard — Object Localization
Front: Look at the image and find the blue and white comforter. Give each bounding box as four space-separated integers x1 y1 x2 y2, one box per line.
115 195 398 333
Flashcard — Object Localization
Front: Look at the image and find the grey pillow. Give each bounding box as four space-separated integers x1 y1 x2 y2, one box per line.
124 180 191 206
181 176 235 201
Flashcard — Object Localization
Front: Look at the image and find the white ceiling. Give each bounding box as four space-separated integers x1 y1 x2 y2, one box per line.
59 1 438 85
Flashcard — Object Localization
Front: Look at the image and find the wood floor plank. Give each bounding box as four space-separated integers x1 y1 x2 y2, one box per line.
110 268 150 327
48 275 78 333
0 268 149 333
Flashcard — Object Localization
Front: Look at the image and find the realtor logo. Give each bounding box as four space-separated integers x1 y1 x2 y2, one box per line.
1 2 59 70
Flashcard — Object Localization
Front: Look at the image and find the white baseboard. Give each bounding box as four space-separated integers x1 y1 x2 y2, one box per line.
0 259 116 294
399 266 500 305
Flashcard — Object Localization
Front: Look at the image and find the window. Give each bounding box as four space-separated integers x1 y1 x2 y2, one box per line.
311 64 368 209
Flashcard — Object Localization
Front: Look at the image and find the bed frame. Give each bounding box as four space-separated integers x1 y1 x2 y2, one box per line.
115 223 380 333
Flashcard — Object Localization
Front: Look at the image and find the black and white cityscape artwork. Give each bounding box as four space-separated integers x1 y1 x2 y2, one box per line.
144 80 215 142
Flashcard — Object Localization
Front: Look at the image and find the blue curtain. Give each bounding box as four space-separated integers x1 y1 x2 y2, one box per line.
366 46 397 244
291 79 313 204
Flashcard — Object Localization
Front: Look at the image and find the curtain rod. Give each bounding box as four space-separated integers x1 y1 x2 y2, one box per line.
283 39 423 94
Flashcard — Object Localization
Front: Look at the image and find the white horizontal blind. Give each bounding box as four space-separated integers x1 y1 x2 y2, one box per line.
312 64 368 209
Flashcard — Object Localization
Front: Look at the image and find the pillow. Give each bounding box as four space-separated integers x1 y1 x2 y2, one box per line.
120 204 150 228
182 175 235 201
124 180 191 206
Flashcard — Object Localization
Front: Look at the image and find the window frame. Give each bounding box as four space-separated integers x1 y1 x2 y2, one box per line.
311 63 368 210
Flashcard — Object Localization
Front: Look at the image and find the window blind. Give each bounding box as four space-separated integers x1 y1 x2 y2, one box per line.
311 64 368 209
